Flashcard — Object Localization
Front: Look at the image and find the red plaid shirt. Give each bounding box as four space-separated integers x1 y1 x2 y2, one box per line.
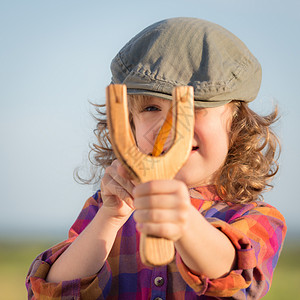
26 186 286 299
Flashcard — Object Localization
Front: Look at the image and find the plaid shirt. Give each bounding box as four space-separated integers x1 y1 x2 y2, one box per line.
26 186 286 299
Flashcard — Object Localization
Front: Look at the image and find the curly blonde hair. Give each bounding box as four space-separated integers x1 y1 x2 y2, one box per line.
216 101 280 203
76 97 280 203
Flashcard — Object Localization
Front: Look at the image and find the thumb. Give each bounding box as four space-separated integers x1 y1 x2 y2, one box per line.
117 163 139 185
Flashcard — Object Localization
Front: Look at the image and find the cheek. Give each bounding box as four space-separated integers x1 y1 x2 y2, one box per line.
135 125 150 153
197 122 229 162
134 121 162 154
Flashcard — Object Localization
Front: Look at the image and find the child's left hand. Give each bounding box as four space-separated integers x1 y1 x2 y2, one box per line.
133 179 192 242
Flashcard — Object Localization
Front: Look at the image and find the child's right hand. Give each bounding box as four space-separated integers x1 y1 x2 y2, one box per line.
100 159 135 221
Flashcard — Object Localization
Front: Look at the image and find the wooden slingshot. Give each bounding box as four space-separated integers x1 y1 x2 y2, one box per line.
106 84 194 266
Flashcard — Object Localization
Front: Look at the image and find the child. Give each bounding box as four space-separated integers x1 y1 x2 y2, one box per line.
26 18 286 299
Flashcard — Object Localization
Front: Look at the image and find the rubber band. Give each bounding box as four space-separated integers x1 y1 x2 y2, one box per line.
152 107 173 156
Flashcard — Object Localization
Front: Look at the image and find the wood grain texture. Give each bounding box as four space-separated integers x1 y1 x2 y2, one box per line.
106 84 194 266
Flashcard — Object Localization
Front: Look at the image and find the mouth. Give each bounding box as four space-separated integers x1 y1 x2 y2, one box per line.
148 147 199 156
148 150 166 156
148 146 199 156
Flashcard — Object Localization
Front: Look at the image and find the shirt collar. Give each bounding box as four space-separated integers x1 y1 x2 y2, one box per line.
189 185 221 202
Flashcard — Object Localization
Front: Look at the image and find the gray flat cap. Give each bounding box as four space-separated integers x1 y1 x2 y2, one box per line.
111 17 262 107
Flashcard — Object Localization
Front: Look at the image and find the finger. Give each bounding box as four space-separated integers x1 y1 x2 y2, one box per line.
134 194 184 209
101 174 134 208
134 209 188 224
117 163 135 182
106 163 135 196
101 173 131 199
100 194 121 209
117 164 139 187
135 222 182 241
133 180 187 197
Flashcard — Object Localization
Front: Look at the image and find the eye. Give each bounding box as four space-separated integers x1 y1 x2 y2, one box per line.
142 105 161 112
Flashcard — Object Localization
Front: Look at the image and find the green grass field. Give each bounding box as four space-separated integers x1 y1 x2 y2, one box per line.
0 239 56 300
0 238 299 299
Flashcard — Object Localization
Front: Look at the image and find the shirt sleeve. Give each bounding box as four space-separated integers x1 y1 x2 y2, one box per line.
176 202 287 298
26 191 113 300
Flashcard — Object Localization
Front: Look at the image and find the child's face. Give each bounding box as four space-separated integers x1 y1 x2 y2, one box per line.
131 96 233 188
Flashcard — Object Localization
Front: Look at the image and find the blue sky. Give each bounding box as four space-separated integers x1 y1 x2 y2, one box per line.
1 0 299 239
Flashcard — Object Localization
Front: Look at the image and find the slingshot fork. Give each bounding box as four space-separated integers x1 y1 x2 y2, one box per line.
106 84 194 266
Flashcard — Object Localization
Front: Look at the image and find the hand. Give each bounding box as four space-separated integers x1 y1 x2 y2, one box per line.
133 179 192 241
100 160 135 220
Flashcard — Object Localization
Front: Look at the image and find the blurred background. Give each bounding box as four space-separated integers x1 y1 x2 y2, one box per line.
1 0 299 299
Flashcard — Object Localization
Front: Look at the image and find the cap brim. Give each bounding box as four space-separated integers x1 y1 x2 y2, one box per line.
127 88 232 108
